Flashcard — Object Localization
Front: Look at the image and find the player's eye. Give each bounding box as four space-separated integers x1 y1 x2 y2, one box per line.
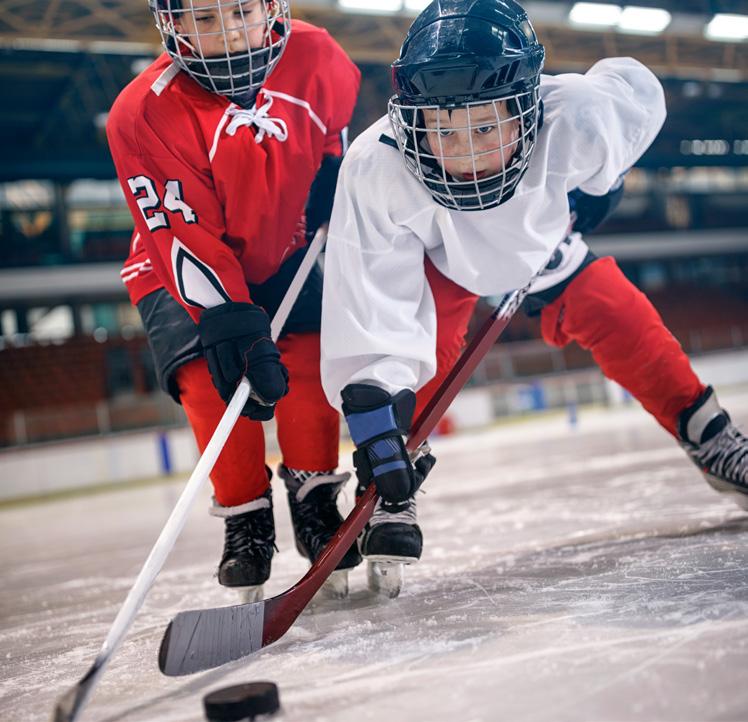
437 129 454 138
475 125 496 135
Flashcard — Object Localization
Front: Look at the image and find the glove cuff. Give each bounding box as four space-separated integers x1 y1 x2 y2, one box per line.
197 302 271 347
342 384 416 447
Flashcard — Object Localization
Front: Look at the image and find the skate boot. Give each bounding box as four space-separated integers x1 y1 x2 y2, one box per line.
280 465 362 599
211 487 275 603
679 386 748 511
360 491 422 599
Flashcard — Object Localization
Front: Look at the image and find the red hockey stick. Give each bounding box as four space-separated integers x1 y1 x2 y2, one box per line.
158 274 535 676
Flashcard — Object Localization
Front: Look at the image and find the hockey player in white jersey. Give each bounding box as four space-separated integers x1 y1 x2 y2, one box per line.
320 0 748 592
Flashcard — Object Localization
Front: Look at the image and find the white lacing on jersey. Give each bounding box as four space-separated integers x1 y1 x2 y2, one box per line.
120 259 153 284
261 89 327 135
209 90 326 162
226 95 289 143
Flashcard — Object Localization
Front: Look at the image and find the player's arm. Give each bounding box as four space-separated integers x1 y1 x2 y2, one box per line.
547 57 665 197
109 118 288 419
305 35 362 237
320 147 438 502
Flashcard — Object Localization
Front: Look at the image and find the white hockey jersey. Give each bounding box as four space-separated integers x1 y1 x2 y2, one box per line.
320 58 666 409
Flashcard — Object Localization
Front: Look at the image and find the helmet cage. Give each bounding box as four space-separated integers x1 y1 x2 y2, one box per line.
150 0 291 107
388 85 540 211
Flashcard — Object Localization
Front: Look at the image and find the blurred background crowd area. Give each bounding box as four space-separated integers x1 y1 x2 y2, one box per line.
0 0 746 449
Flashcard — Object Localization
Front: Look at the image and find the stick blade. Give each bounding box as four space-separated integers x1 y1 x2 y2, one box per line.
51 686 79 722
159 599 265 676
51 664 98 722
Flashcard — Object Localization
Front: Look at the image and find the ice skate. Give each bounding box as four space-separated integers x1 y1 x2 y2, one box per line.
211 488 275 603
679 386 748 511
281 465 362 599
361 495 422 599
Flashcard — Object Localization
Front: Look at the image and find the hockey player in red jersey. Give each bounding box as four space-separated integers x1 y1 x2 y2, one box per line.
108 0 362 598
320 0 748 591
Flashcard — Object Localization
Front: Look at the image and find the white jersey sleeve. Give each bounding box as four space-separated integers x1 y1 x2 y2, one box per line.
541 57 666 195
320 122 438 410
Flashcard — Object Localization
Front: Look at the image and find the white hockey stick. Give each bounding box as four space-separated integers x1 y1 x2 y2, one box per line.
52 227 327 722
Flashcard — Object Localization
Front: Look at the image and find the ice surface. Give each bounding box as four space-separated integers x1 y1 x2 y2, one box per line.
2 393 748 722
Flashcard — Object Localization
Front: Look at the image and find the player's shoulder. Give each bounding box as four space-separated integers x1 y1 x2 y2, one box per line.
539 57 660 106
108 54 213 151
110 54 171 118
285 19 348 60
337 117 409 197
346 117 398 164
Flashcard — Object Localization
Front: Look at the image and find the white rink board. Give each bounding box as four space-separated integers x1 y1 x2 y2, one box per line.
1 392 748 722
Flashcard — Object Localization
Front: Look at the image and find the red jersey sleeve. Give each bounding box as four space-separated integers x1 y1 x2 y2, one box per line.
319 33 361 157
108 99 250 323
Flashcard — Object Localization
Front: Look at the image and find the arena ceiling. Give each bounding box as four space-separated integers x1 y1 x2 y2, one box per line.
0 0 746 181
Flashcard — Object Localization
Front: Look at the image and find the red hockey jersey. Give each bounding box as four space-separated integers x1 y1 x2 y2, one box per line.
108 20 360 321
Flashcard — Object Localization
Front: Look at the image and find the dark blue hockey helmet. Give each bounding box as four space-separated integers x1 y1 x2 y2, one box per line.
388 0 545 210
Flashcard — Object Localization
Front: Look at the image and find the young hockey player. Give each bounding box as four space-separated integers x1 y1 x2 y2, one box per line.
320 0 748 590
108 0 362 598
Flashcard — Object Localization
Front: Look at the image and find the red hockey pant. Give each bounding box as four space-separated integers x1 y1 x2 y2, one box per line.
177 332 339 508
539 257 704 436
421 257 704 438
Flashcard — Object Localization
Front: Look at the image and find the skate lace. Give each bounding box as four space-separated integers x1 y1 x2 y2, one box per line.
370 496 418 528
689 422 748 488
288 471 350 552
293 471 350 503
223 509 276 562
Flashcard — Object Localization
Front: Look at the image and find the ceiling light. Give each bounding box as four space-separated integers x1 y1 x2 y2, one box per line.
569 2 622 28
705 13 748 41
338 0 401 13
618 6 671 34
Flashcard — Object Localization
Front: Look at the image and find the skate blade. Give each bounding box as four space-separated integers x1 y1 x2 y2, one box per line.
704 473 748 511
367 560 406 599
234 585 264 604
317 569 349 601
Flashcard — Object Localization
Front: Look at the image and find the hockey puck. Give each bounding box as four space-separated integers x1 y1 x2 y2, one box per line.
203 682 280 721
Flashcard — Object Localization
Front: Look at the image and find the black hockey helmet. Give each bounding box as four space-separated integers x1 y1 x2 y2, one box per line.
388 0 545 210
148 0 291 108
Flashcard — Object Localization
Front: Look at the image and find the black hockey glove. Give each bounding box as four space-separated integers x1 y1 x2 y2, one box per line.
197 302 289 421
305 154 342 238
342 383 436 504
568 175 625 235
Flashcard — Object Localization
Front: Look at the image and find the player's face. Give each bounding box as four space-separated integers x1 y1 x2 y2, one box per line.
173 0 273 57
423 101 520 181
